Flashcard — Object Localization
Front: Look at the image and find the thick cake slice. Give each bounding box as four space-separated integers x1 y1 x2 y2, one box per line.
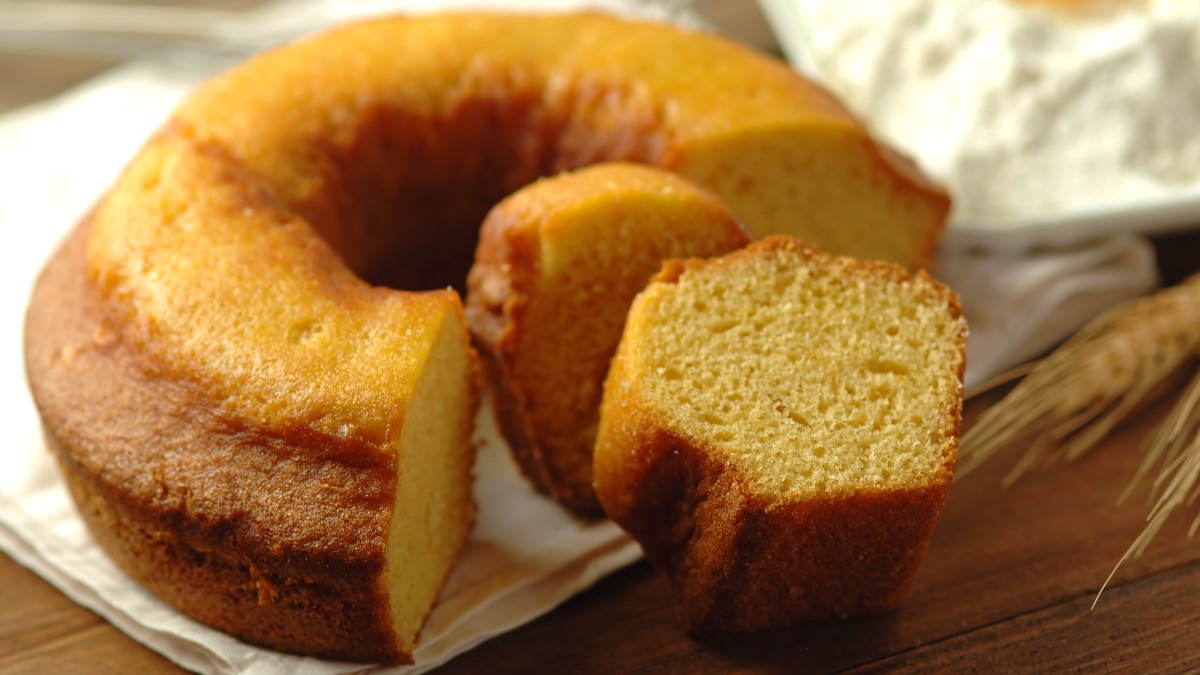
594 236 966 631
466 163 750 513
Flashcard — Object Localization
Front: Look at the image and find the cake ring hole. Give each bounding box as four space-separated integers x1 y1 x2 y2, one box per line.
284 81 672 293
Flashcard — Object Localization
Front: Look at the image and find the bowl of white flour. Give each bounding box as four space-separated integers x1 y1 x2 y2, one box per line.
759 0 1200 251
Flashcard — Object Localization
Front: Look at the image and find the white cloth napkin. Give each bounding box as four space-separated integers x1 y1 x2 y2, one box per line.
0 1 1172 673
936 236 1157 392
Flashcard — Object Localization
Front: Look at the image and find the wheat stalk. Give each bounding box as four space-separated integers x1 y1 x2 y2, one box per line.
1094 367 1200 605
956 274 1200 601
958 274 1200 484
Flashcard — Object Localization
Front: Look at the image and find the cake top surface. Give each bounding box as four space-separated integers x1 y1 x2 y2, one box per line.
86 134 461 449
82 12 869 449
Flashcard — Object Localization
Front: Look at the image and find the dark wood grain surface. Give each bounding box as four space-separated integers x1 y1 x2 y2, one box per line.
4 34 1200 675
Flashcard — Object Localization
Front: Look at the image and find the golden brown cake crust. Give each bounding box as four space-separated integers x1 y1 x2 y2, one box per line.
26 222 434 664
466 206 563 504
595 421 954 631
594 237 965 632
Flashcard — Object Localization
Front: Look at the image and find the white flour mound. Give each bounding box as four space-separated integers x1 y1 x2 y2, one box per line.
790 0 1200 227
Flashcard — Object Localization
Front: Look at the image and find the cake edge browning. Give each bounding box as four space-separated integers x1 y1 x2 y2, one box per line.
464 197 571 509
594 419 956 632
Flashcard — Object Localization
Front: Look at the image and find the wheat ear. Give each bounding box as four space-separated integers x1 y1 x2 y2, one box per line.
957 274 1200 486
1094 366 1200 606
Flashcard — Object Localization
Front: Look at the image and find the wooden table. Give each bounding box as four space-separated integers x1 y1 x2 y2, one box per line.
4 30 1200 675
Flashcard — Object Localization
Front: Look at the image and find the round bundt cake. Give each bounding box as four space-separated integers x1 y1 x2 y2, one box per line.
24 12 950 663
